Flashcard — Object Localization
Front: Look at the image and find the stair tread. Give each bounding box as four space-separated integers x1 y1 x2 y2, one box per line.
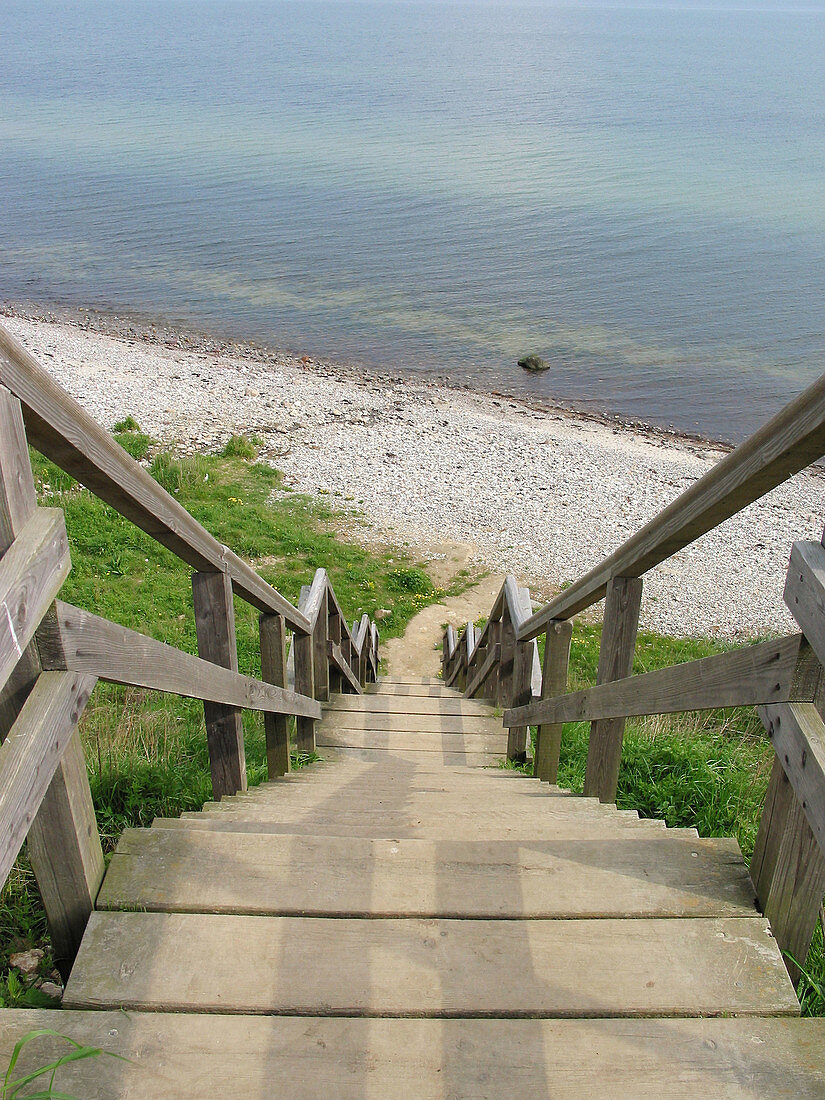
63 912 797 1017
3 1010 823 1098
98 828 756 919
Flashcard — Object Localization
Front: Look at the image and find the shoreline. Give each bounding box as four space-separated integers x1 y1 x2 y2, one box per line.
2 302 823 642
2 299 737 457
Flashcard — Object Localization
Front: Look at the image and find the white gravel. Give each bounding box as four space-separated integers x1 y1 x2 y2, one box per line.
4 311 824 641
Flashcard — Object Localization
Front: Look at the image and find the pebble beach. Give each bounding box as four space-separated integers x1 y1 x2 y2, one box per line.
3 306 824 641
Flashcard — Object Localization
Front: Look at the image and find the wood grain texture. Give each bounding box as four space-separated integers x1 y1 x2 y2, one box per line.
0 508 70 695
37 601 321 720
64 911 797 1017
759 701 825 855
0 327 308 628
584 576 643 802
327 639 363 695
534 619 573 783
465 643 501 700
785 540 825 667
0 671 96 885
193 570 246 798
0 385 103 969
292 627 316 754
98 829 756 919
259 613 290 778
519 366 825 640
505 633 810 728
3 1011 825 1099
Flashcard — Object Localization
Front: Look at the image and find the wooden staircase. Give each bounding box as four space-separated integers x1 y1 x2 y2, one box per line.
4 677 825 1096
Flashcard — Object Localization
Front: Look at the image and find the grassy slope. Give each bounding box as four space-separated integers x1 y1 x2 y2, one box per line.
1 431 453 1004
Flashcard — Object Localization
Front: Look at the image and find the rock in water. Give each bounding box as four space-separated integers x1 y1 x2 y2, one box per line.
518 355 550 372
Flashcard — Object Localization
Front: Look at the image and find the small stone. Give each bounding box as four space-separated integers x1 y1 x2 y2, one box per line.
38 981 63 1001
9 948 44 975
518 354 550 372
374 608 392 620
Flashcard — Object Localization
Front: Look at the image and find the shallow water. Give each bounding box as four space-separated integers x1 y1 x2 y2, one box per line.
1 0 824 441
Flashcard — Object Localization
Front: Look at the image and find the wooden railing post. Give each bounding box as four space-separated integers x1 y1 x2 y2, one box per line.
328 604 343 695
497 611 514 708
751 757 825 984
583 575 643 802
0 386 103 972
293 627 316 753
750 536 825 982
259 613 290 777
313 588 330 702
192 569 247 798
534 619 573 782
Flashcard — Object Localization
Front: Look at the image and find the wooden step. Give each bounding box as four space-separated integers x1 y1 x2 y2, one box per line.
188 793 654 825
64 912 797 1017
98 829 756 919
198 785 646 821
3 1010 823 1098
318 711 503 733
367 682 459 698
316 745 503 766
153 816 670 839
327 696 498 717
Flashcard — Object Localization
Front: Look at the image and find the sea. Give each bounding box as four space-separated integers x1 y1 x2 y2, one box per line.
1 0 824 442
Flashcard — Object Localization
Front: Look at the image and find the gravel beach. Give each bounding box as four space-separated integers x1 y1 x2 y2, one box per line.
3 307 823 640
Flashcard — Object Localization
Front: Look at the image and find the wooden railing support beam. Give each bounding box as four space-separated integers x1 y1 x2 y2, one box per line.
0 385 104 973
259 613 290 778
751 757 825 986
534 619 573 783
583 576 643 803
293 629 316 754
192 570 247 799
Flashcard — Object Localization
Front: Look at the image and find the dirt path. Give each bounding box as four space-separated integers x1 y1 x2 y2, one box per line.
382 572 503 679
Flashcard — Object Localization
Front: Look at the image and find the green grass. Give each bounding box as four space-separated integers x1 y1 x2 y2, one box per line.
2 434 454 985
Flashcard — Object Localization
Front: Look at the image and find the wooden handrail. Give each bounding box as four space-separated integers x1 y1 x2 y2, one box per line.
39 601 322 720
503 634 815 727
519 367 825 641
0 324 310 634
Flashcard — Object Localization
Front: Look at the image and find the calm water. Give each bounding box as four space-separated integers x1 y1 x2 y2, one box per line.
2 0 824 441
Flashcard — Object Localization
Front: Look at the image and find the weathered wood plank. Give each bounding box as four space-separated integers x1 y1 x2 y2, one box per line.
64 912 797 1017
328 695 495 716
37 601 321 720
0 325 310 628
534 619 573 783
316 729 506 754
192 570 246 798
5 1011 825 1100
785 540 825 668
99 829 756 918
327 639 363 695
0 671 96 886
759 701 825 856
505 633 810 728
318 711 504 734
292 628 316 754
0 508 70 695
584 576 643 803
519 366 825 640
0 385 104 971
465 643 501 699
259 613 290 778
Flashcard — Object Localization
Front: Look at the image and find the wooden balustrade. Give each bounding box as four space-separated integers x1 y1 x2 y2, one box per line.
444 361 825 983
0 323 380 971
